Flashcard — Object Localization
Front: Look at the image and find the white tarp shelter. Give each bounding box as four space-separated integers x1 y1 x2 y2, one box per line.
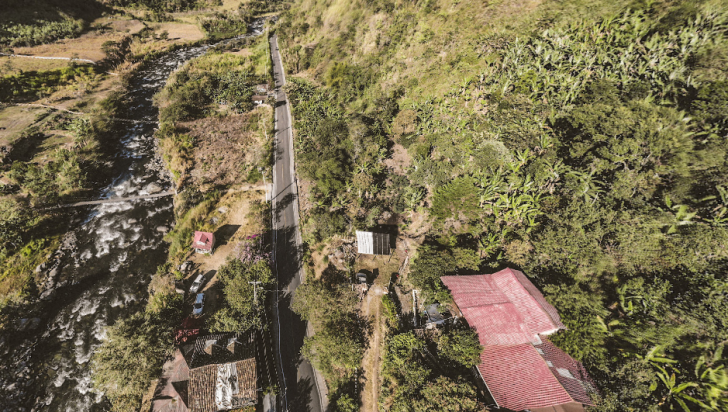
356 230 391 255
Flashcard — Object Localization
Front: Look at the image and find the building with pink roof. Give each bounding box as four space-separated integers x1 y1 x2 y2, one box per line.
441 268 595 412
192 231 215 254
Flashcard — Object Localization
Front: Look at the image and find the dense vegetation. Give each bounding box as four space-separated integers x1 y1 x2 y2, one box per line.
0 66 99 102
278 0 728 410
291 270 365 395
209 236 273 332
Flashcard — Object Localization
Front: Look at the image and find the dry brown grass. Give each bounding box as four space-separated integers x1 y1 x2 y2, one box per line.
12 27 128 62
178 105 271 189
0 106 45 147
151 22 205 42
0 56 77 76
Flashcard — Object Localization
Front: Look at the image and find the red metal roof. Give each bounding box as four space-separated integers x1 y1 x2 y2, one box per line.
193 231 214 251
442 268 594 410
535 341 594 406
478 344 574 410
442 268 565 345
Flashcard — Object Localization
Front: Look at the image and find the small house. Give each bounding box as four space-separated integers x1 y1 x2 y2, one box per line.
255 84 269 94
252 95 268 105
193 231 215 254
356 230 391 255
441 268 596 411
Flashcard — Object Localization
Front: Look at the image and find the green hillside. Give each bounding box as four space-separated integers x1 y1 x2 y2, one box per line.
276 0 728 410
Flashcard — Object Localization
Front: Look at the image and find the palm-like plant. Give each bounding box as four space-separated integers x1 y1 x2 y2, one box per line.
695 345 728 411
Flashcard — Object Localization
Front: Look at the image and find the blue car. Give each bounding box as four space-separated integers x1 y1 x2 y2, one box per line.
193 293 205 316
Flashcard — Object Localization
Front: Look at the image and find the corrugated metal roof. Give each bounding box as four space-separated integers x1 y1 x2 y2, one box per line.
356 231 391 255
536 341 595 406
193 231 214 251
441 268 594 410
441 268 564 341
479 344 574 410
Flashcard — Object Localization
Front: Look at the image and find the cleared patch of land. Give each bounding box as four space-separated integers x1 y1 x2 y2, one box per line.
150 22 205 42
0 106 46 147
0 57 81 77
178 106 272 189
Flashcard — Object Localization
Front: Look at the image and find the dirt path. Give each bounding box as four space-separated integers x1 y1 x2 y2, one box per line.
361 284 386 412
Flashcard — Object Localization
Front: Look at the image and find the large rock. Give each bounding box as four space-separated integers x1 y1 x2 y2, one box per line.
146 183 163 194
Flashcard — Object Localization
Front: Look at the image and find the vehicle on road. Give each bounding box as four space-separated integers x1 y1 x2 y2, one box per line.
193 293 205 316
189 273 205 294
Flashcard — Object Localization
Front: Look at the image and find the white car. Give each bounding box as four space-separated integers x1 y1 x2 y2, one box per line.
189 274 205 294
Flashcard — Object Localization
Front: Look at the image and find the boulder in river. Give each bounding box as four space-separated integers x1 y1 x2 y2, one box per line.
146 183 163 194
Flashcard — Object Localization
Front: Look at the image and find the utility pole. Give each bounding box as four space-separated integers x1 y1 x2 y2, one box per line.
249 281 262 304
413 289 418 327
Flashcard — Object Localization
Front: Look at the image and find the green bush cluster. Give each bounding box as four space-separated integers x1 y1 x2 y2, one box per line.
291 276 363 392
0 19 84 47
208 258 273 332
92 306 179 411
0 66 97 102
199 12 249 40
381 332 482 412
0 0 106 47
103 0 208 13
160 66 261 123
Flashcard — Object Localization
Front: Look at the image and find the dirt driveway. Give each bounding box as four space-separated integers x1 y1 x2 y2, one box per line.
360 282 387 412
184 189 266 323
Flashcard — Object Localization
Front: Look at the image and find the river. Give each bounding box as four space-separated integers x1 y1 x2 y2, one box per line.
0 20 264 412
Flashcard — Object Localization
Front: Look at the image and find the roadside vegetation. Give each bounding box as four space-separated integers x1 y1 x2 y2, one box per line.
155 35 273 262
278 0 728 410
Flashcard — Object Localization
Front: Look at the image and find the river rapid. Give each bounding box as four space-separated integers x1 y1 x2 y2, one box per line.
0 20 264 412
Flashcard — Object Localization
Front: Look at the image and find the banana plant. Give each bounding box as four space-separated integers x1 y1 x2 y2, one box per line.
664 195 698 234
695 345 728 410
404 185 425 211
640 346 709 412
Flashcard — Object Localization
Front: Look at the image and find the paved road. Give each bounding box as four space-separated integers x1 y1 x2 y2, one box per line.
269 34 326 412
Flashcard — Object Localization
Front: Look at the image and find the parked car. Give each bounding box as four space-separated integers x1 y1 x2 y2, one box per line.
193 293 205 315
189 273 205 294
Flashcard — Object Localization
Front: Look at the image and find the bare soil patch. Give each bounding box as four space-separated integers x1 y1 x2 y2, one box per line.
185 190 266 322
384 143 411 175
188 190 267 277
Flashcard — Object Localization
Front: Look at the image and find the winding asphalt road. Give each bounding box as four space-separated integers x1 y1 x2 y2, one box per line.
269 34 327 412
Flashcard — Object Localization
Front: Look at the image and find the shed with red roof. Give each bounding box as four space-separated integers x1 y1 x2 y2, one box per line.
193 231 215 254
441 268 595 411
